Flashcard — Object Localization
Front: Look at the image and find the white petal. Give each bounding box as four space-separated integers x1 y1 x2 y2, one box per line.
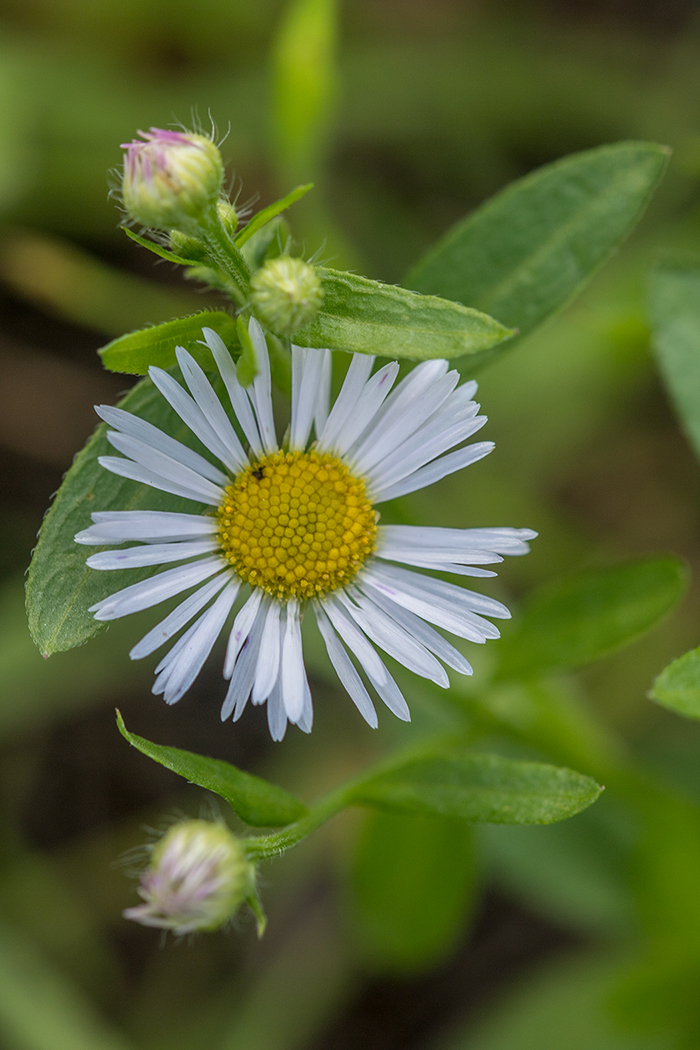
374 442 494 502
281 600 307 721
149 365 242 471
357 584 473 675
86 539 219 571
94 404 228 485
152 581 238 705
317 353 374 451
296 677 314 734
321 597 410 720
252 600 282 703
202 327 263 455
248 319 277 453
291 344 305 437
89 556 225 620
221 598 269 720
314 605 378 727
379 559 498 578
106 430 227 504
290 347 328 451
438 526 538 556
266 679 288 741
97 455 222 506
130 572 236 659
380 524 535 555
223 588 264 678
352 358 449 459
330 361 399 455
381 565 512 619
313 348 332 437
338 589 449 687
350 366 457 474
362 564 504 642
76 510 217 545
366 410 487 496
175 347 248 471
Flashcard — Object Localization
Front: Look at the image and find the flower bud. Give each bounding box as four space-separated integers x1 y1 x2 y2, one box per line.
121 128 224 232
123 819 255 935
250 256 324 337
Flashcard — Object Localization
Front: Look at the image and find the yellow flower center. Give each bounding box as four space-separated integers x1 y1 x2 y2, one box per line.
217 450 377 600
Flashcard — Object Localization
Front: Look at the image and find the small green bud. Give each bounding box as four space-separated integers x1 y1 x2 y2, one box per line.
170 202 238 262
123 819 256 935
169 229 208 262
217 199 238 235
121 128 224 233
250 256 324 337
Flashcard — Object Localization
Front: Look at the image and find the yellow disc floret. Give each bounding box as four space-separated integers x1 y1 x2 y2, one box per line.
217 450 377 600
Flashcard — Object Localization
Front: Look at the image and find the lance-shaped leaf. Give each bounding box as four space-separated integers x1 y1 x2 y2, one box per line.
348 751 602 825
406 141 669 365
496 556 688 682
25 377 209 655
650 646 700 720
117 712 307 827
649 263 700 463
99 311 238 375
235 185 313 247
294 268 513 360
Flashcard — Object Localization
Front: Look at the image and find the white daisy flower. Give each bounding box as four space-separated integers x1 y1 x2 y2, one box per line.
75 319 536 740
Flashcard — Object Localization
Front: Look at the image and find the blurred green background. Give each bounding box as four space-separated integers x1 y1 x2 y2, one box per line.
4 0 700 1048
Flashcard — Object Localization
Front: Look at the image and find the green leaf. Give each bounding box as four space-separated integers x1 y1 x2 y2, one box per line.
122 226 197 266
497 556 688 682
649 263 700 462
406 142 669 365
98 311 238 374
352 810 475 972
235 185 313 248
650 646 700 720
25 376 208 655
349 751 602 825
295 268 514 360
116 712 307 827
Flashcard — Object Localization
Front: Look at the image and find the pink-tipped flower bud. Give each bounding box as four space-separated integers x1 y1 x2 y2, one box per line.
121 128 224 232
123 820 255 935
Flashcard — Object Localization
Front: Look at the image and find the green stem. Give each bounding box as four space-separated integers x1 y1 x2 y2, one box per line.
202 212 252 306
244 783 350 861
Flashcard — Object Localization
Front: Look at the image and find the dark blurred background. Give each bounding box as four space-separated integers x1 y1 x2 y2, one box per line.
3 1 700 1048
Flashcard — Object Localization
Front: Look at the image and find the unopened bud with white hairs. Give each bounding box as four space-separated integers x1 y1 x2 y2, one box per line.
121 128 224 233
250 256 324 337
123 819 256 935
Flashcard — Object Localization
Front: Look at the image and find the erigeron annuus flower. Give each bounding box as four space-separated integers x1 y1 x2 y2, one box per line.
75 319 536 740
